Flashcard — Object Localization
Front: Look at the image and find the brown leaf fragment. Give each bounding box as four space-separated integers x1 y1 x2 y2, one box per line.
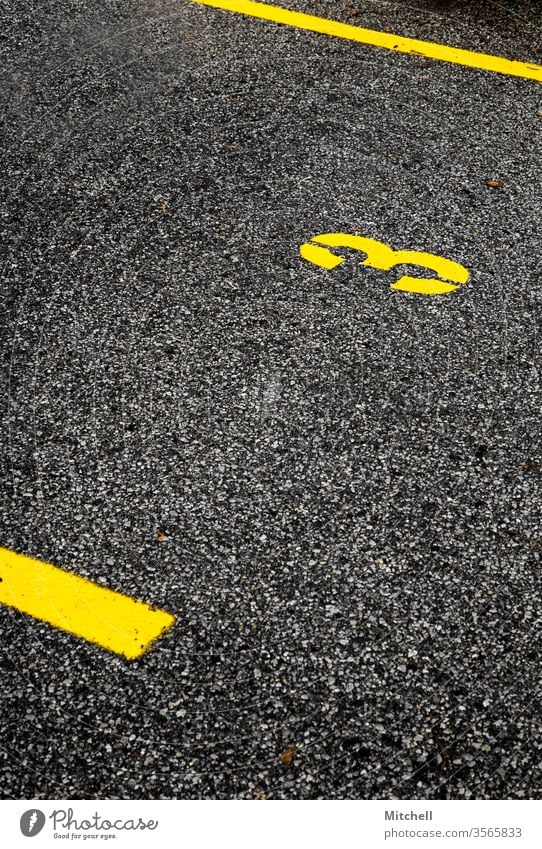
280 745 298 768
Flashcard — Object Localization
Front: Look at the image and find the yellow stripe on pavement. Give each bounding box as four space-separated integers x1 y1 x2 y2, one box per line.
190 0 542 83
0 547 175 659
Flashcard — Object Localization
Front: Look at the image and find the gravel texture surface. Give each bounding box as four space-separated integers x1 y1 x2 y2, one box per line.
1 0 541 799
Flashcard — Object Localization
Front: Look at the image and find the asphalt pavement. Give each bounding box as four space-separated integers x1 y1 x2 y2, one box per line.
1 0 542 799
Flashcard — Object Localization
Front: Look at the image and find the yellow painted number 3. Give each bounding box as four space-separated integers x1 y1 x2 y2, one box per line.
300 233 469 295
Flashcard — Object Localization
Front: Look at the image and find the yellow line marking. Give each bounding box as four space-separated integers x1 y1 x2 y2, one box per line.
190 0 542 83
300 232 469 295
0 547 175 659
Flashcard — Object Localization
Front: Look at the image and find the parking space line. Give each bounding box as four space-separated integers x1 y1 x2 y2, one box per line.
190 0 542 83
0 547 175 659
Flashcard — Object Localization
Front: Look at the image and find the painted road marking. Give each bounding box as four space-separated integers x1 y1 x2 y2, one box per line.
0 547 175 659
190 0 542 83
300 233 469 295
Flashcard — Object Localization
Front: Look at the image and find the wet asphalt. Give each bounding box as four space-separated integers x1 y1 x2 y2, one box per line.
1 0 542 799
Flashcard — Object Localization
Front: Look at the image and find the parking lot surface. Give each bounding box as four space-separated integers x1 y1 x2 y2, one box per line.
1 0 542 799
